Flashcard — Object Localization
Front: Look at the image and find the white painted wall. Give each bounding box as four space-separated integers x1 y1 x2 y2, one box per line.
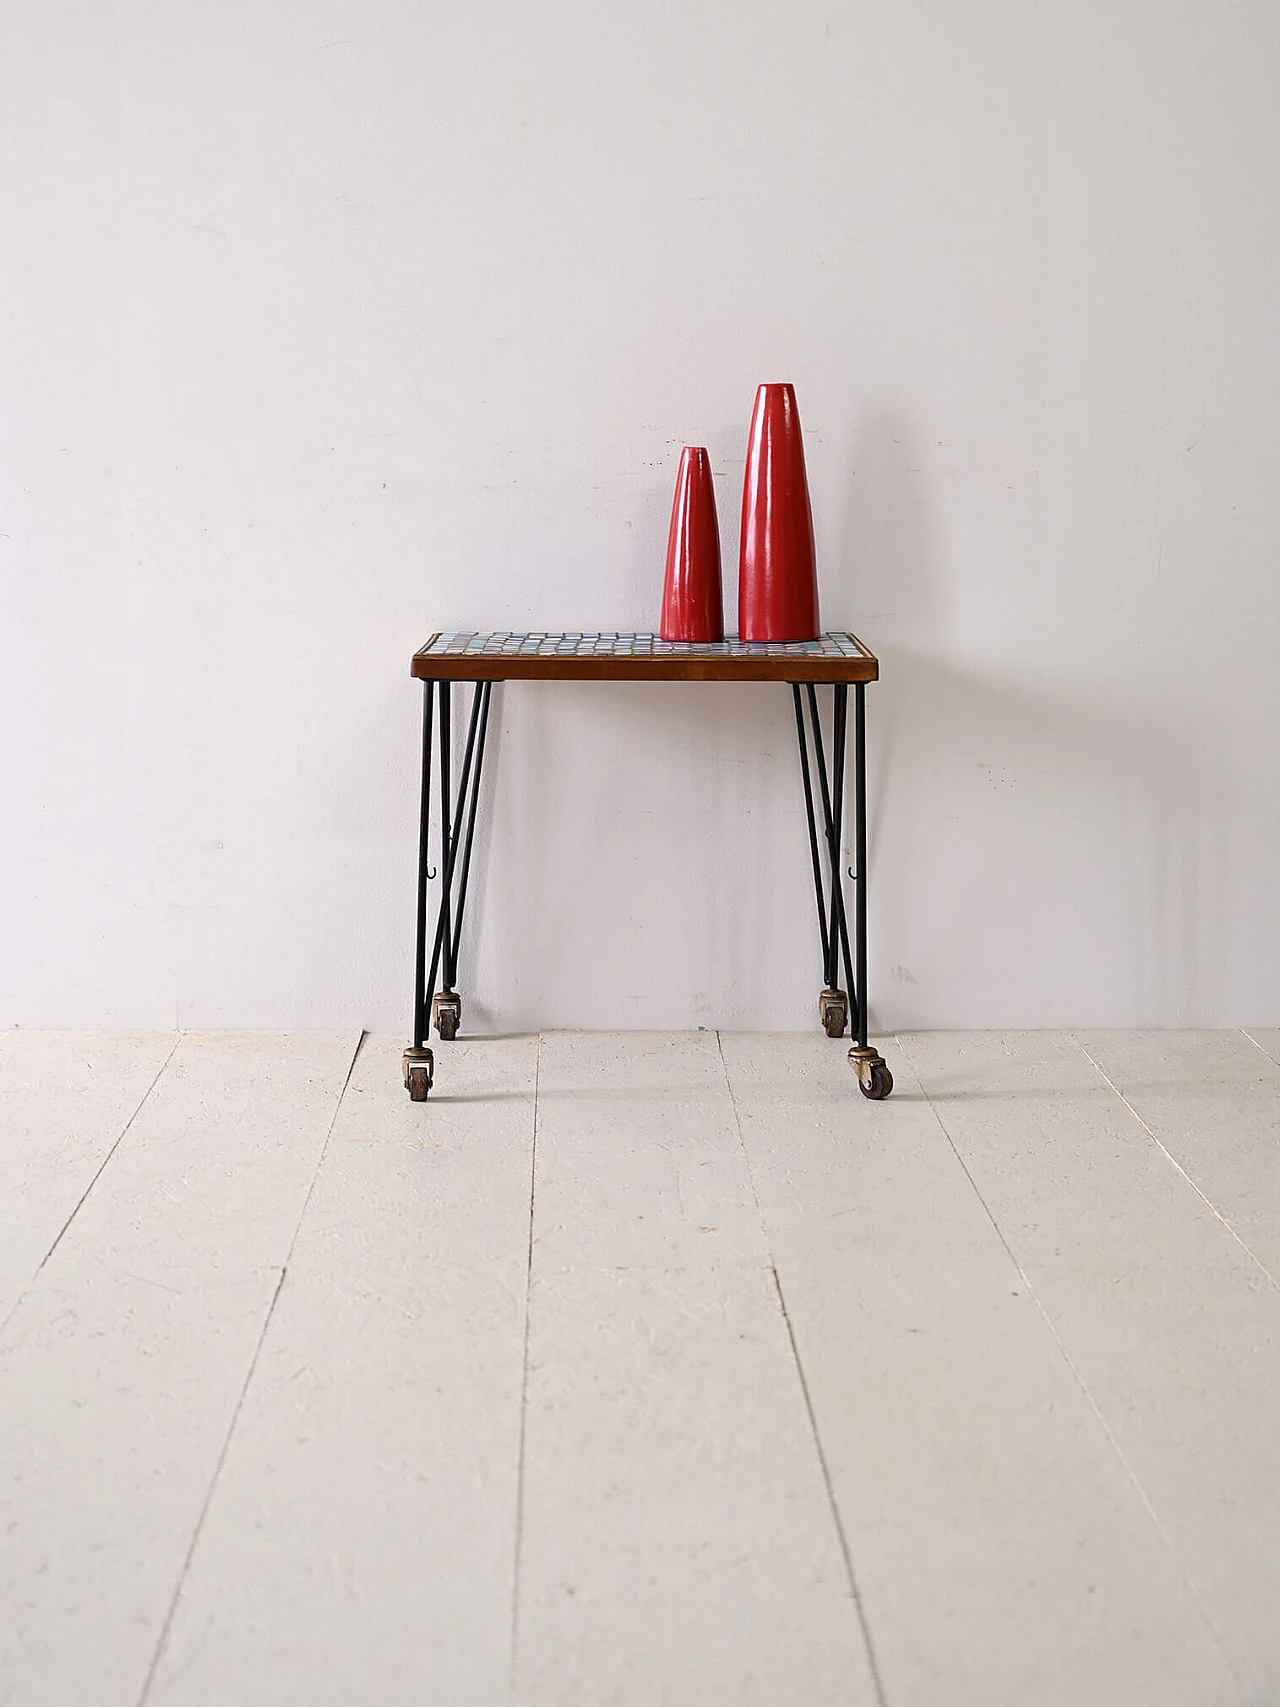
3 0 1279 1031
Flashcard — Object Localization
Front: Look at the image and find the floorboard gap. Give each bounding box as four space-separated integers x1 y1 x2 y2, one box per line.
1241 1028 1280 1069
135 1029 367 1707
508 1030 542 1695
771 1266 888 1707
1073 1034 1280 1293
895 1031 1243 1694
1 1033 183 1341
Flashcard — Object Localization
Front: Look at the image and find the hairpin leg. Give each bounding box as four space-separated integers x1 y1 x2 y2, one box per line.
792 678 892 1097
847 681 892 1099
404 680 437 1101
792 682 856 1039
404 678 496 1098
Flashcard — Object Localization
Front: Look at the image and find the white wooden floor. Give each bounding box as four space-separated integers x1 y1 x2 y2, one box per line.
2 1029 1279 1706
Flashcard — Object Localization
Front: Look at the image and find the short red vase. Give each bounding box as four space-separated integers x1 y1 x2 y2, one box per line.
738 382 820 641
660 446 723 642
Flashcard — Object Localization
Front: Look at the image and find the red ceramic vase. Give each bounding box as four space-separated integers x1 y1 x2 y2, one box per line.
660 446 724 642
738 382 820 641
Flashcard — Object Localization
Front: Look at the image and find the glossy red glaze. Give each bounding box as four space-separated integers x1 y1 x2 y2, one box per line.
660 446 724 642
738 383 820 641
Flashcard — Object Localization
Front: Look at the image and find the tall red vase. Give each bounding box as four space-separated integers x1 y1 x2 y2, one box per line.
660 446 723 642
738 382 820 641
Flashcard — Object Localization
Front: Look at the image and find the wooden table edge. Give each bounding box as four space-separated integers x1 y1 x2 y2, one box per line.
410 633 879 683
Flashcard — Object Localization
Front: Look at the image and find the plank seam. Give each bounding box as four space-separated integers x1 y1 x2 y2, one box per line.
714 1030 770 1250
0 1031 184 1342
508 1029 542 1700
1241 1027 1280 1070
893 1031 1249 1700
134 1029 367 1707
1074 1035 1280 1294
770 1267 889 1707
716 1031 888 1707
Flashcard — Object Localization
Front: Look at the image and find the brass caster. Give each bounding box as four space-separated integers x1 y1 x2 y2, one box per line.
402 1046 434 1102
849 1046 893 1100
819 988 849 1039
433 991 462 1042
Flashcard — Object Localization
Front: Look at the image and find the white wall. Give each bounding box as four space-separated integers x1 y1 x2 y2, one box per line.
3 0 1279 1032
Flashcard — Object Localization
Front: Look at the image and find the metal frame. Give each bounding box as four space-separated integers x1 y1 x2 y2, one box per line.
792 683 856 1036
791 680 891 1096
405 670 891 1101
403 678 494 1099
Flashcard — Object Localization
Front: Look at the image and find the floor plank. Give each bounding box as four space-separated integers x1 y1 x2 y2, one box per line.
514 1032 876 1707
0 1030 178 1326
531 1029 762 1270
1076 1030 1280 1281
721 1031 1235 1707
143 1033 538 1707
0 1030 360 1707
900 1029 1278 1701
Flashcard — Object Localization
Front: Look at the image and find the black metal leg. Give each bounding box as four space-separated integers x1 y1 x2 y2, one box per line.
847 680 892 1099
803 684 837 991
450 681 493 975
438 682 453 992
404 678 496 1095
828 684 858 1013
854 682 867 1052
801 685 856 1002
445 680 486 980
791 679 889 1095
793 683 856 1039
412 681 436 1052
404 682 438 1101
792 686 830 979
425 679 488 1041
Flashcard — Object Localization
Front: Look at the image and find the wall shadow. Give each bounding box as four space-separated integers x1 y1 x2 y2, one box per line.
832 404 1223 1026
415 401 1227 1031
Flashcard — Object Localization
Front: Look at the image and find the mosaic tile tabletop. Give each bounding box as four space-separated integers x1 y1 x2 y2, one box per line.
422 632 871 659
412 631 878 681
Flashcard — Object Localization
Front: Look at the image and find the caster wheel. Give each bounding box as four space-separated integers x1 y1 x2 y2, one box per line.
858 1064 894 1101
402 1046 434 1102
433 992 461 1042
819 989 848 1039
